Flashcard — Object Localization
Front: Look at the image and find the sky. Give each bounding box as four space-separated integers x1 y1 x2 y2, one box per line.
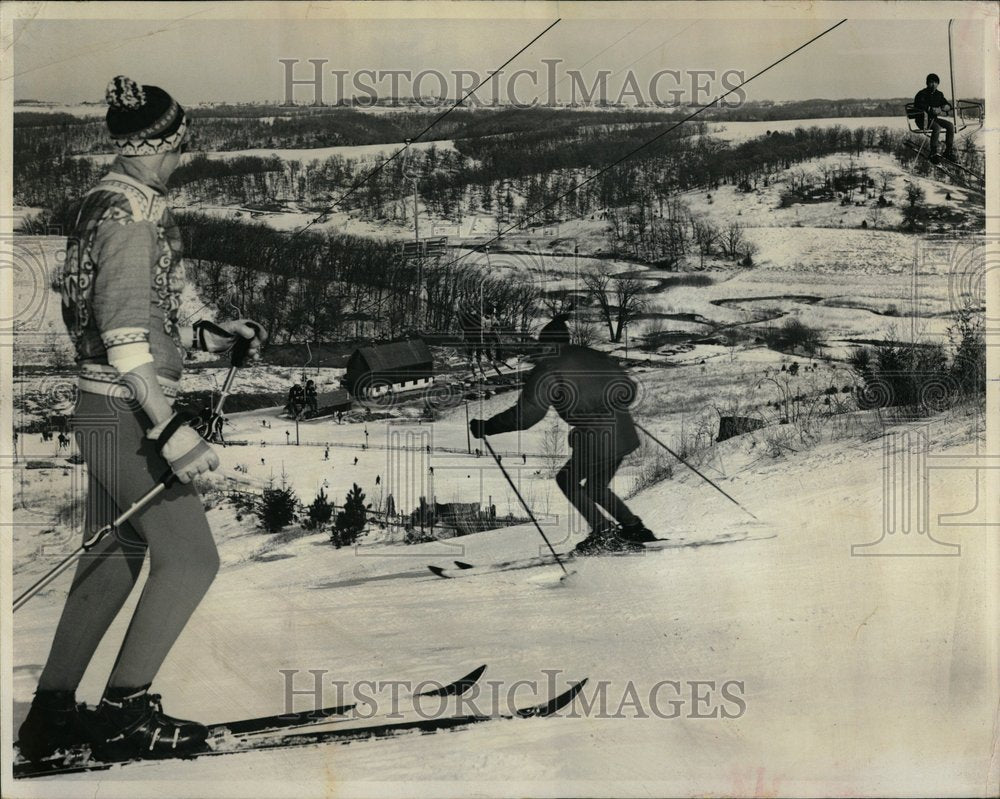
11 15 988 106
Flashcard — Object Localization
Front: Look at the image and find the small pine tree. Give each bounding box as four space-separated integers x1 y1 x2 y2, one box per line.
304 488 334 531
258 486 298 533
332 483 369 548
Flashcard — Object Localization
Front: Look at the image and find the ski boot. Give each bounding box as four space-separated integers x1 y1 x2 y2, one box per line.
17 689 95 762
90 687 209 761
929 151 941 164
618 520 658 545
574 525 643 556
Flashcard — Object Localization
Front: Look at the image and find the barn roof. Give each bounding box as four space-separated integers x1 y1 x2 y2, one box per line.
353 339 432 373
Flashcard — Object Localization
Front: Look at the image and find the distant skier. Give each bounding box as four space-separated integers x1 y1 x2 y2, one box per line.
913 72 954 162
458 304 504 372
304 379 318 415
469 315 653 554
287 382 305 418
19 77 265 763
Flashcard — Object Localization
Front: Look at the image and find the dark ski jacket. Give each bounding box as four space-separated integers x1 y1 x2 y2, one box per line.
483 344 640 457
913 87 951 119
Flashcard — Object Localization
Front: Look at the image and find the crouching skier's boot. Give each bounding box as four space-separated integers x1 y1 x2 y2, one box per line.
17 690 95 761
618 519 658 544
91 686 209 761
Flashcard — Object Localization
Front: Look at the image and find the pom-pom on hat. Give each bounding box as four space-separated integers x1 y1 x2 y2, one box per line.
105 76 188 156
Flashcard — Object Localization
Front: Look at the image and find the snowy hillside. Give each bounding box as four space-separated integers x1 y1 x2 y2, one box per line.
10 405 994 796
9 100 994 797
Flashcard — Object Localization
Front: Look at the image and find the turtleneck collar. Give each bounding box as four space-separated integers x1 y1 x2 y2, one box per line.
109 155 169 195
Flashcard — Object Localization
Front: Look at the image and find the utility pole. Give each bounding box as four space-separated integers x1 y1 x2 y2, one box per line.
405 139 422 328
481 246 490 356
948 20 959 134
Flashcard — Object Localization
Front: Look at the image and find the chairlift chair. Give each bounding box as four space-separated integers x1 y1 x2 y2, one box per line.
905 19 984 159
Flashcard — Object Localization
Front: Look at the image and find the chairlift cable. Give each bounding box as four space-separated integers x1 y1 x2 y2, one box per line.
433 19 850 274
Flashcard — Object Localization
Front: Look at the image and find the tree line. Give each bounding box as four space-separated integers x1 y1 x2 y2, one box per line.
177 213 542 345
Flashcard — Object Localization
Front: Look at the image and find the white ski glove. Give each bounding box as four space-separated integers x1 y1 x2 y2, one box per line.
148 413 219 483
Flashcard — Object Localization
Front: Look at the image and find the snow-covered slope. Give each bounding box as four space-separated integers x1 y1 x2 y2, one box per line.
10 409 995 796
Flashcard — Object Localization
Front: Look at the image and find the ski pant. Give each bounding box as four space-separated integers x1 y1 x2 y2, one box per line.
930 117 954 154
555 429 640 533
36 390 219 694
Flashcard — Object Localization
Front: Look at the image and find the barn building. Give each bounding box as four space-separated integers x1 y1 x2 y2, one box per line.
343 339 434 399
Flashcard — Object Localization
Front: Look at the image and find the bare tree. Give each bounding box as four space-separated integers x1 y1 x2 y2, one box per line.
584 267 615 340
738 239 759 266
867 204 885 230
539 288 575 318
788 168 810 192
691 218 718 269
720 221 746 261
570 317 601 346
540 416 566 477
876 169 892 196
611 275 647 343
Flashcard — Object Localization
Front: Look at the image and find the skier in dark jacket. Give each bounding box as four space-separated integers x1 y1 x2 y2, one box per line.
469 315 653 554
913 73 954 162
287 382 305 418
304 379 318 415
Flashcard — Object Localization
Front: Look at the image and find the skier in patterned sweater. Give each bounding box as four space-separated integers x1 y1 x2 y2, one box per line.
469 315 654 554
17 76 266 763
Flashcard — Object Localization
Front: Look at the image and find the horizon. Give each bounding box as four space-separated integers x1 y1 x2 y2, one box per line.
11 17 987 106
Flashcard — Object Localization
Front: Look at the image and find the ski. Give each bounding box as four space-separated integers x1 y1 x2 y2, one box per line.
13 663 487 778
903 141 984 184
429 553 567 580
427 531 775 578
219 662 486 736
13 676 587 779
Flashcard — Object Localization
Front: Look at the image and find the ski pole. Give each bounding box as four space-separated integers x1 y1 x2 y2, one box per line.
197 322 264 443
482 438 570 575
634 422 758 521
13 471 177 612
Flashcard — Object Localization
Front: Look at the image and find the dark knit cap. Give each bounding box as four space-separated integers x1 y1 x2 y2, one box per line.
105 76 188 156
926 73 940 85
538 314 571 344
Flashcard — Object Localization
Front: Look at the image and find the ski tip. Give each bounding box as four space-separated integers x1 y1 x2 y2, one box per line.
453 560 474 570
416 664 488 697
428 565 451 579
516 678 588 719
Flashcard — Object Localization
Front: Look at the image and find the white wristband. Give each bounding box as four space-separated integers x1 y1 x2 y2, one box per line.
107 341 154 374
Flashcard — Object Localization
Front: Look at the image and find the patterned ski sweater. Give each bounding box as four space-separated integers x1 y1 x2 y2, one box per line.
55 159 186 396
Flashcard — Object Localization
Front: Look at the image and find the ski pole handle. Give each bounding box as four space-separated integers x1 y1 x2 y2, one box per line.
230 321 264 369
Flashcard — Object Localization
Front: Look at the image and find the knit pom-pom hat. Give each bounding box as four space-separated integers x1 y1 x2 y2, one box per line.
105 76 188 156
